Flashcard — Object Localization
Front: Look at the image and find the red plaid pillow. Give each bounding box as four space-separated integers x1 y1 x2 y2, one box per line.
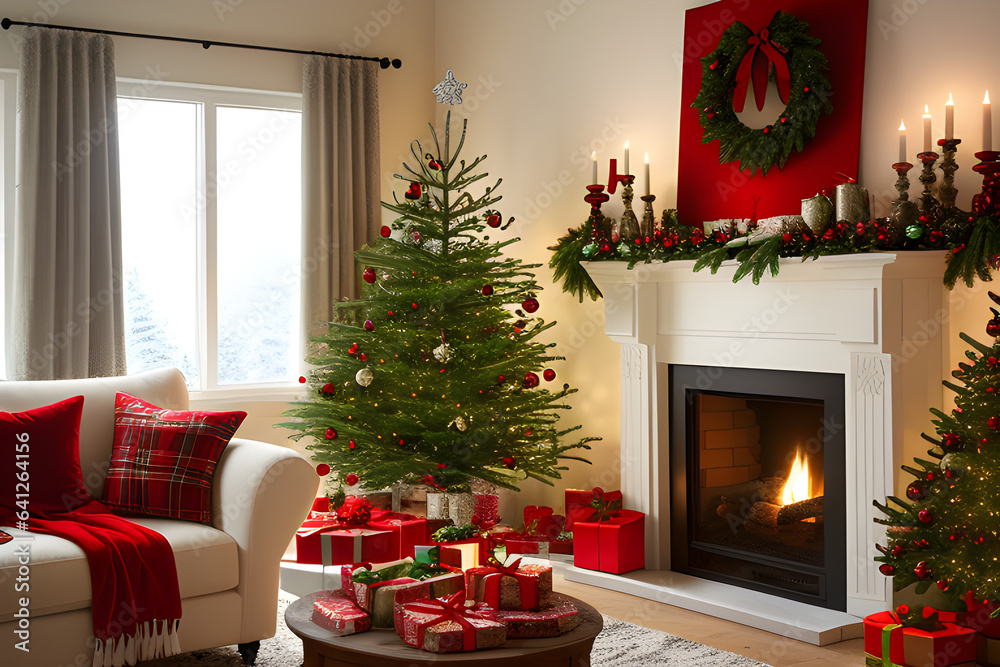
101 393 246 523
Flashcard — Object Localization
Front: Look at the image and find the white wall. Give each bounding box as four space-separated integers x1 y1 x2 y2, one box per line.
1 0 994 518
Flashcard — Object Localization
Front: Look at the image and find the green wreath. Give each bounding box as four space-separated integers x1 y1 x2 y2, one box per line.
692 10 833 175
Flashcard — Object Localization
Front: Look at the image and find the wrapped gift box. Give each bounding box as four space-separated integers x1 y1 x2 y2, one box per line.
498 592 581 638
295 517 345 564
320 528 393 566
565 488 622 530
311 590 371 636
395 594 505 653
549 537 573 555
356 577 428 628
465 560 552 612
367 512 428 560
956 593 1000 639
863 611 977 667
573 509 644 574
423 567 465 599
506 535 550 558
432 536 485 569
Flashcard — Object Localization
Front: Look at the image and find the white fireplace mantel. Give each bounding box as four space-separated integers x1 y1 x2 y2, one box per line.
565 252 950 645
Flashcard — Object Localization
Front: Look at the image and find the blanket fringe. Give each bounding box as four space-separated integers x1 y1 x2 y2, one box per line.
93 618 181 667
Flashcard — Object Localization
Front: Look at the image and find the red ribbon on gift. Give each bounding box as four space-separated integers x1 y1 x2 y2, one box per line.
566 487 623 528
336 496 372 525
476 557 540 610
732 27 790 113
404 591 477 651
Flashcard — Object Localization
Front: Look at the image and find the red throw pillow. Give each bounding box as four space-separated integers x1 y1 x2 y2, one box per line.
101 393 246 524
0 396 91 515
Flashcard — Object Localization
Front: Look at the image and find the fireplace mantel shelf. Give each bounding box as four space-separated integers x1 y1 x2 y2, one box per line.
577 250 951 645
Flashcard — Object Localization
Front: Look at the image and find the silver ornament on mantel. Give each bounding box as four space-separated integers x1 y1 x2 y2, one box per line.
355 368 374 387
800 193 833 235
834 181 870 223
433 343 454 363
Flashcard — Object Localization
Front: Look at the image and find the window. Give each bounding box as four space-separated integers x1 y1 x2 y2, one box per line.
0 69 17 381
116 82 302 395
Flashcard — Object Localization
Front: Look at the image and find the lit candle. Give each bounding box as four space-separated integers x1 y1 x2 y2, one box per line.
591 151 598 184
644 152 650 196
898 121 906 164
945 93 955 141
923 104 932 153
985 91 993 152
624 140 630 175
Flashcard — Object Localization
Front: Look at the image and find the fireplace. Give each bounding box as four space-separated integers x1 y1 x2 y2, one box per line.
668 365 846 611
570 252 952 645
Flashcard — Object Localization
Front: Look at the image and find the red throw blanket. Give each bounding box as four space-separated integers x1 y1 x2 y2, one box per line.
0 500 182 666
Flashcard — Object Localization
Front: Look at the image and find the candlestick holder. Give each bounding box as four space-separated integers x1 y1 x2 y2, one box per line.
618 176 640 242
584 184 613 248
640 194 656 237
889 162 918 241
973 151 1000 218
917 151 940 223
936 138 962 210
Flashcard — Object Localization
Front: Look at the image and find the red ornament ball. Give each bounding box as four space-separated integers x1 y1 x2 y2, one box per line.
937 579 950 591
879 563 895 576
913 561 933 580
989 316 1000 337
482 285 494 296
522 372 540 389
348 440 356 450
941 432 962 450
905 481 926 501
324 428 338 440
380 226 391 238
345 473 359 486
522 297 540 313
487 213 501 228
891 544 905 558
298 376 307 384
497 375 505 384
423 474 436 485
321 383 335 396
502 456 516 469
364 320 375 332
436 463 448 469
363 267 376 284
316 464 331 476
543 369 556 382
918 508 933 524
990 416 1000 430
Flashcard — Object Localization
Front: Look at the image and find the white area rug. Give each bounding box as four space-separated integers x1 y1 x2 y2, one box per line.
141 591 771 666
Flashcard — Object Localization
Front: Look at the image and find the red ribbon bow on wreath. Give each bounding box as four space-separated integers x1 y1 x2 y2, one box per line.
733 28 790 114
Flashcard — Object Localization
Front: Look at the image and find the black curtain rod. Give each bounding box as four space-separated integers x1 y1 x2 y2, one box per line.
0 18 402 69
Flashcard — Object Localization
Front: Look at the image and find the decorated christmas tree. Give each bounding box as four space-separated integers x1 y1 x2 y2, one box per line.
282 112 594 494
875 291 1000 611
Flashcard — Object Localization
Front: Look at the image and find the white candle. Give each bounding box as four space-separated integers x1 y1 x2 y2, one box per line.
624 140 630 175
898 121 906 164
644 152 650 196
591 151 598 184
945 93 955 141
923 105 932 153
985 91 993 152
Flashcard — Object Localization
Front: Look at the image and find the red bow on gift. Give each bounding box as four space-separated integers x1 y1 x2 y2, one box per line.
479 556 541 610
522 506 565 539
587 488 623 523
404 591 478 651
733 25 790 114
336 496 372 526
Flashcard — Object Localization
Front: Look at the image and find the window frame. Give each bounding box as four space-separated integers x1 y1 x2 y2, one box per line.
116 78 304 404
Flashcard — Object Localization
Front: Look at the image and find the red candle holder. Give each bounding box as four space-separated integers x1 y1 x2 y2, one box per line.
973 151 1000 218
584 185 613 247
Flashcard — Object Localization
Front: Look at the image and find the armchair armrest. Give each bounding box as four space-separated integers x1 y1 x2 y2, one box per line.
211 438 317 642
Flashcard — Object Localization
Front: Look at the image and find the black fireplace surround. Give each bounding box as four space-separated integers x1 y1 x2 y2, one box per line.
669 364 846 611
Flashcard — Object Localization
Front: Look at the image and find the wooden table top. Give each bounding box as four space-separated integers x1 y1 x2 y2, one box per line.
285 591 604 667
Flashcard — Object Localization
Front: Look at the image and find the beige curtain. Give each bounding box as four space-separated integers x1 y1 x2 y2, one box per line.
300 55 380 346
11 27 125 380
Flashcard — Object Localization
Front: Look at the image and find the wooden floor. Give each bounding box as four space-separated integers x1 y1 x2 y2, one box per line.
553 572 865 666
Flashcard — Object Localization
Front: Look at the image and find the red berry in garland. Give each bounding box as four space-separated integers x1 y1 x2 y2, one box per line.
363 267 376 284
782 232 792 243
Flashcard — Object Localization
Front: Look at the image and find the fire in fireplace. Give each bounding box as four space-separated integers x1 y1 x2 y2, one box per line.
669 365 846 611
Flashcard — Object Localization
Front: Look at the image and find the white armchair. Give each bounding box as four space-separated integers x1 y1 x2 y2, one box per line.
0 368 317 666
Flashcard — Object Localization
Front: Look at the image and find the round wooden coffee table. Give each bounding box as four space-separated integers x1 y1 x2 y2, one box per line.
285 591 603 667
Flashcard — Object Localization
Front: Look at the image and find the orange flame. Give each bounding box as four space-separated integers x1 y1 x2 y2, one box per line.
781 450 811 505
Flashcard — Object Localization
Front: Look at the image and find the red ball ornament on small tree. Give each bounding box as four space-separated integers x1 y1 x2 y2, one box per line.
918 508 933 524
324 428 338 440
345 473 359 486
914 561 933 580
543 369 556 382
522 297 539 313
522 372 540 389
316 464 331 476
380 226 392 238
879 563 895 576
487 213 501 228
481 285 494 296
363 267 376 284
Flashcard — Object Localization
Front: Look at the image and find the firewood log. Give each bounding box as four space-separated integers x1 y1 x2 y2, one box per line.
746 501 780 528
776 496 824 525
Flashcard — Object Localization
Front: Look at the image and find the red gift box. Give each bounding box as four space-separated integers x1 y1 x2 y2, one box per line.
311 589 371 636
863 611 977 667
395 592 505 653
464 558 552 611
506 535 550 558
295 517 345 564
549 538 573 555
565 487 622 530
956 592 1000 639
320 528 393 566
573 508 644 574
366 511 428 560
431 536 486 569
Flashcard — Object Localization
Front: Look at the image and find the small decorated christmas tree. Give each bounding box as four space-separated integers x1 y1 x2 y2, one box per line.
875 291 1000 610
282 112 594 493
